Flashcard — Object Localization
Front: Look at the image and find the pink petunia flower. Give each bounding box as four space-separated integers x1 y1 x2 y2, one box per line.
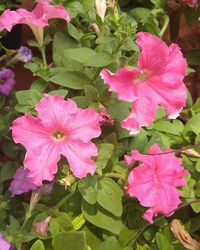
181 0 198 7
12 95 102 186
101 32 187 134
125 144 188 224
0 0 71 44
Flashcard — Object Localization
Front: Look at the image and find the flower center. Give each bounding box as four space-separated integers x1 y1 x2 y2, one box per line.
134 70 151 84
0 78 6 85
53 130 65 140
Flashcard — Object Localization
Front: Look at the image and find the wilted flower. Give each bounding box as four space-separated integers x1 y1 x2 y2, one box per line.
0 69 15 96
101 32 187 134
95 0 107 21
32 216 51 237
12 46 32 63
125 144 188 223
0 0 71 45
181 0 197 7
12 95 102 186
0 233 10 250
99 104 114 126
9 167 38 196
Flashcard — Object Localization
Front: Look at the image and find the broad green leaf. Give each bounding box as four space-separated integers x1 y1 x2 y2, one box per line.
53 32 81 70
97 178 123 217
52 231 87 250
50 71 90 89
67 23 83 41
49 218 61 237
48 89 68 97
150 0 166 8
96 143 114 173
154 120 183 135
82 200 123 234
155 232 173 250
30 240 45 250
79 175 98 204
94 237 122 250
65 48 113 67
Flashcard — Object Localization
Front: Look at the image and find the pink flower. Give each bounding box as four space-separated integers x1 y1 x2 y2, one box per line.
32 216 51 237
101 32 187 134
125 144 188 223
12 95 102 186
0 0 71 44
181 0 198 7
0 233 10 250
9 167 38 196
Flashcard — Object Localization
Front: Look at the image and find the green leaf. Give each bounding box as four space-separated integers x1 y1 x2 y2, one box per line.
65 48 96 64
96 143 114 173
154 120 183 135
97 178 123 217
150 0 166 8
84 85 98 103
50 71 90 90
67 23 83 41
191 202 200 213
48 89 68 97
0 161 16 182
52 231 87 250
155 232 173 250
82 200 123 235
30 240 45 250
53 32 81 70
79 175 98 204
15 89 43 113
94 237 122 250
49 218 61 237
65 48 113 67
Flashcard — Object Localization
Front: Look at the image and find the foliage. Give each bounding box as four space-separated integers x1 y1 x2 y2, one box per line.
0 0 200 249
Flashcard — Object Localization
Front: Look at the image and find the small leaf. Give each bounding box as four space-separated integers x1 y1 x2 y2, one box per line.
52 231 87 250
30 240 45 250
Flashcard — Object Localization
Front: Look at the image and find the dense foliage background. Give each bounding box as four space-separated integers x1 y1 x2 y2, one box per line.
1 0 200 249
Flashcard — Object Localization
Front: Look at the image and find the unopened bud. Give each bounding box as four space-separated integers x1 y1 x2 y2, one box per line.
95 0 107 21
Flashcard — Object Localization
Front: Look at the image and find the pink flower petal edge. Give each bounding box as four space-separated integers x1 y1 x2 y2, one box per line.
0 0 71 32
12 95 102 186
181 0 198 7
125 144 188 223
101 32 187 134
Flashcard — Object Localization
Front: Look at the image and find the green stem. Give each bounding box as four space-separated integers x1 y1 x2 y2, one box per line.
159 15 169 37
39 46 47 67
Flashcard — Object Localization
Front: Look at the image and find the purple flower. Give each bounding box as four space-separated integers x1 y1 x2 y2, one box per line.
0 69 15 96
9 167 38 196
12 46 32 63
0 233 10 250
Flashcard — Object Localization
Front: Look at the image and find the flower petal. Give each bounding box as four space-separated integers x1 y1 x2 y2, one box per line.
61 140 98 178
100 68 139 102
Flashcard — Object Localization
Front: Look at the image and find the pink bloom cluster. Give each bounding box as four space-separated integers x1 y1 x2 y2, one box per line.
12 95 102 186
181 0 198 7
125 144 188 223
101 32 187 134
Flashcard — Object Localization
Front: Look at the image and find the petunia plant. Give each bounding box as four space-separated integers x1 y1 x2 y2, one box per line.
0 0 200 249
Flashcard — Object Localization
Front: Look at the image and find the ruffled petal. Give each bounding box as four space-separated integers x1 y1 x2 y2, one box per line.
35 95 77 127
24 143 60 185
12 113 50 150
61 140 98 178
100 68 139 102
68 108 102 143
136 32 169 74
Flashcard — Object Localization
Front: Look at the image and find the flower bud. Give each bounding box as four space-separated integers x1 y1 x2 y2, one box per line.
95 0 107 21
